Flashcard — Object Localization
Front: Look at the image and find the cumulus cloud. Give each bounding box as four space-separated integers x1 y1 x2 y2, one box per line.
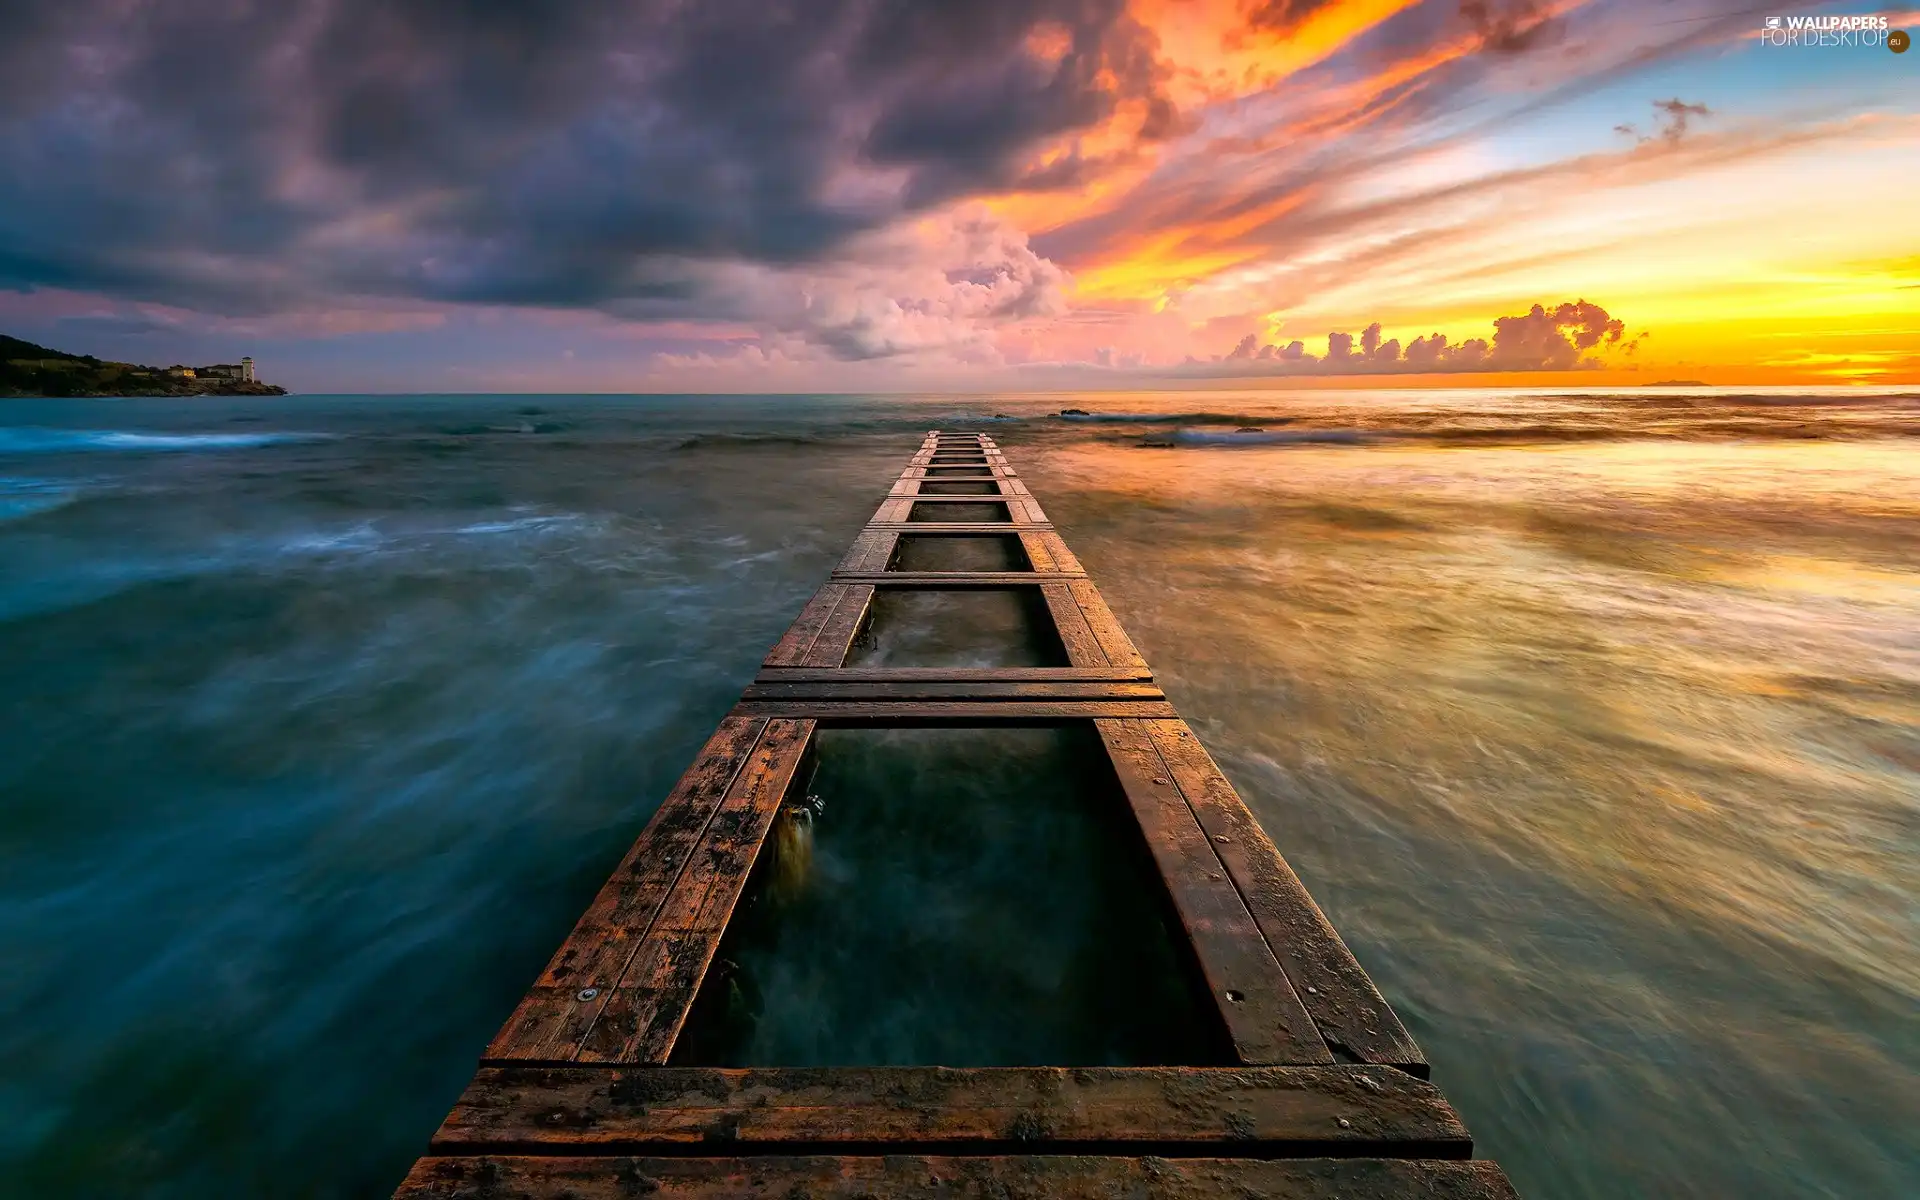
0 0 1168 317
705 209 1072 361
1183 300 1637 376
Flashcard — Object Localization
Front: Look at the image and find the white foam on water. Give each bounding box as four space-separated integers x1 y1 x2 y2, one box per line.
0 478 79 523
0 427 332 454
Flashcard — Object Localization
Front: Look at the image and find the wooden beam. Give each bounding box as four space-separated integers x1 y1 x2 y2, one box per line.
832 530 897 575
570 718 816 1064
429 1065 1471 1157
800 585 872 669
484 716 771 1062
753 667 1154 683
864 523 1050 533
762 585 850 667
1068 579 1149 670
1017 531 1057 571
730 700 1180 721
741 680 1165 702
1029 531 1084 573
826 572 1087 586
1039 581 1108 668
1096 719 1330 1066
395 1155 1521 1199
1142 721 1428 1075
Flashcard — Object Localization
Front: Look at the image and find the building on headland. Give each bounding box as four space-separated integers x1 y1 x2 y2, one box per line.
167 365 196 379
196 357 255 382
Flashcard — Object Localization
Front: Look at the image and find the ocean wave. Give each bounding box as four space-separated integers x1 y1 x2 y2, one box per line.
1056 410 1283 425
453 514 594 537
0 477 79 523
1165 428 1370 446
0 510 608 623
674 433 826 450
0 427 332 454
1157 419 1916 448
1638 392 1918 408
272 512 597 554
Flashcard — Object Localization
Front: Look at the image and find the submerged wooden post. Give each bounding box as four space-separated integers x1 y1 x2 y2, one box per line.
394 433 1520 1198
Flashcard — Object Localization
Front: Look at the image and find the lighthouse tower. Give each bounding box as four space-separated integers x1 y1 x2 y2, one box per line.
241 357 255 382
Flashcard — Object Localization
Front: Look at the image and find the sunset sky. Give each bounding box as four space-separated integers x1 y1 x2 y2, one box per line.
2 0 1915 391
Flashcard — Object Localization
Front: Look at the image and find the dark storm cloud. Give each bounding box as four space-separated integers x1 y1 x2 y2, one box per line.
0 0 1170 314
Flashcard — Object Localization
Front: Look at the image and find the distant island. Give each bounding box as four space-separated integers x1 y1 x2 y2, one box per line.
2 334 287 397
1643 379 1707 387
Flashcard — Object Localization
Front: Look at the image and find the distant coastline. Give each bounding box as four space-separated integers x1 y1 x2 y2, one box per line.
1643 379 1708 387
2 334 287 397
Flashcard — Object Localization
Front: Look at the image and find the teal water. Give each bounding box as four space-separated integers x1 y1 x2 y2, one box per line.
672 726 1227 1069
1 390 1916 1197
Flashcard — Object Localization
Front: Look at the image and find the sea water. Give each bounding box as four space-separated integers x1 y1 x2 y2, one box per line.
1 389 1914 1198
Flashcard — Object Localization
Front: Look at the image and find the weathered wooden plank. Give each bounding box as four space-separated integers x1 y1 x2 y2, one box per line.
1017 531 1057 572
396 1155 1521 1199
1069 579 1149 670
762 585 849 668
800 585 873 669
906 495 1013 506
898 477 1009 495
827 572 1084 587
1034 532 1084 574
832 531 896 576
1012 496 1049 523
907 500 1011 522
754 667 1154 683
1039 581 1108 668
741 680 1165 702
1143 720 1428 1075
1096 719 1332 1066
571 718 816 1065
430 1065 1470 1156
731 700 1180 721
872 496 915 523
485 716 771 1062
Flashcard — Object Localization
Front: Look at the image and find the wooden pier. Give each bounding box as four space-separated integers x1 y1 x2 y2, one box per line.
393 433 1518 1198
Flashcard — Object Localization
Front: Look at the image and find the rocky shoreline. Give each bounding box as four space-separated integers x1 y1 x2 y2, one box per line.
2 378 291 398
